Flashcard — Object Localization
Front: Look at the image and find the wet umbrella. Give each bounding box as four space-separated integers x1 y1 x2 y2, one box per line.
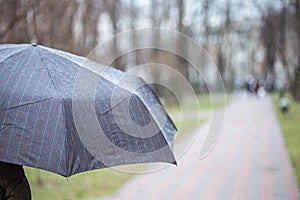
0 44 176 177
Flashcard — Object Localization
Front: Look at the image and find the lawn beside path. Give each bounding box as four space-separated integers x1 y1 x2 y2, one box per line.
272 93 300 190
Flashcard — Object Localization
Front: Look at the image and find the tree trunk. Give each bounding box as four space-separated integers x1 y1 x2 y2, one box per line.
176 0 189 79
291 0 300 101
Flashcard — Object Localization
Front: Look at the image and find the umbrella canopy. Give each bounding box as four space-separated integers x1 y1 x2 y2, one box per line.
0 44 176 177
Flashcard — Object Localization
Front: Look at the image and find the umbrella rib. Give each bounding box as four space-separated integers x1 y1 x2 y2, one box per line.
101 96 131 115
37 49 70 176
39 45 92 71
0 45 28 63
38 46 121 89
0 123 32 137
62 103 70 178
2 97 53 110
37 51 61 95
39 45 144 98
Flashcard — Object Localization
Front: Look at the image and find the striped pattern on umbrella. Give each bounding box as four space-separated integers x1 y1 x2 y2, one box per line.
0 44 176 177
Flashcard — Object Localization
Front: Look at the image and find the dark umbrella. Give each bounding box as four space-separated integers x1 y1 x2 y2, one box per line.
0 44 176 177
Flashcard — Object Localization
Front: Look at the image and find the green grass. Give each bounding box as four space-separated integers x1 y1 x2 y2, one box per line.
164 93 229 114
273 93 300 188
25 93 230 200
165 93 230 139
173 118 206 140
25 167 131 200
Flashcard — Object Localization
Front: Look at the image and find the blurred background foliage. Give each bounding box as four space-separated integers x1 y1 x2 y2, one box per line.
1 0 300 100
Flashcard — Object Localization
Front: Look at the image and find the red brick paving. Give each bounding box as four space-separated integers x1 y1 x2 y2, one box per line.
97 96 299 200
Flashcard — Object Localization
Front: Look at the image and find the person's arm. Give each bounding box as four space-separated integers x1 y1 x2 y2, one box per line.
0 161 25 179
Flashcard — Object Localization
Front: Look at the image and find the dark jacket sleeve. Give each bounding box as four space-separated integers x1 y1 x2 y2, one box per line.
0 161 25 180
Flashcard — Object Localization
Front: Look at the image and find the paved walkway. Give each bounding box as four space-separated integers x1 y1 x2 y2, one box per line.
97 95 299 200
